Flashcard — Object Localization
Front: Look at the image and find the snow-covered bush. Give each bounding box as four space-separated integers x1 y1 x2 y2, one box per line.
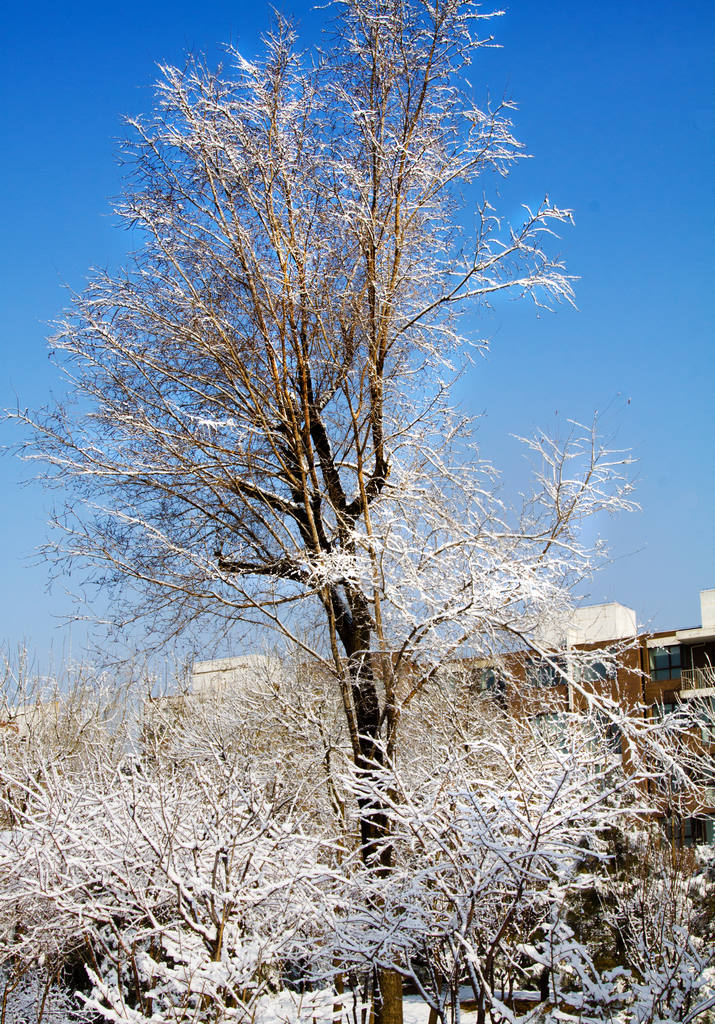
312 708 715 1024
0 967 93 1024
0 705 333 1023
1 671 713 1024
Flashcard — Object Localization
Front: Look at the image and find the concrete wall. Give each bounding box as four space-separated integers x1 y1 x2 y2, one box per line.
701 589 715 630
191 654 285 695
567 602 637 645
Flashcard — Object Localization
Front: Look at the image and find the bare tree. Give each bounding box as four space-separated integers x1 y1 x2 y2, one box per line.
11 1 638 1018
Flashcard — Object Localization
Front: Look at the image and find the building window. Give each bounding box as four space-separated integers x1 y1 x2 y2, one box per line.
605 720 622 755
651 700 677 722
577 659 617 685
702 701 715 744
664 814 713 847
526 658 564 688
685 817 713 847
479 667 505 696
589 711 623 760
649 645 682 682
532 712 567 748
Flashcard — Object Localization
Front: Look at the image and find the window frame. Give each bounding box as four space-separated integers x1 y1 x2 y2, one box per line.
649 644 682 682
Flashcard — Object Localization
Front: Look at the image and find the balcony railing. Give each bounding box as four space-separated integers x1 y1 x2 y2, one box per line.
680 668 715 692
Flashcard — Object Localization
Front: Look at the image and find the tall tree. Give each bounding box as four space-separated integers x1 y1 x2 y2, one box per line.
14 1 633 1017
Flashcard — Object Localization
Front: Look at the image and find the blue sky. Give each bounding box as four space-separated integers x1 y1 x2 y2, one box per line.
1 0 713 666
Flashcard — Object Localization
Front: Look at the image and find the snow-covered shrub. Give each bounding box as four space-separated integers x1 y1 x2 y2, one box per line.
0 966 93 1024
313 708 714 1024
0 666 712 1024
0 718 332 1023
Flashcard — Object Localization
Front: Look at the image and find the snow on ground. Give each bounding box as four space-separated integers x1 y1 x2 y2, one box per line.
253 989 482 1024
403 994 478 1024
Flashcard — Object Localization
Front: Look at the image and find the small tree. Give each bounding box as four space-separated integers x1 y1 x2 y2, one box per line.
13 0 638 1017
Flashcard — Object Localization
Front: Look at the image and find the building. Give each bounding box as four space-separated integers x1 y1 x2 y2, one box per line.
484 589 715 846
640 589 715 844
191 653 286 696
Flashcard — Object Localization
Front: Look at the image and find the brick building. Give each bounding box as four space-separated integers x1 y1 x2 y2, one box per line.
483 590 715 845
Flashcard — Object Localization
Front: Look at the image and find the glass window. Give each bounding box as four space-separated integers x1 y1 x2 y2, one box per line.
532 712 567 748
576 659 617 685
526 658 564 688
706 817 715 845
663 814 712 847
649 645 681 681
699 697 715 743
651 700 677 721
605 720 622 755
683 817 694 846
589 712 623 760
477 667 504 693
684 817 711 847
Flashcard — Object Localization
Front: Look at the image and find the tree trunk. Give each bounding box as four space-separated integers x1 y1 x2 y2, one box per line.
333 971 344 1024
374 968 403 1024
330 590 402 1024
538 966 551 1003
